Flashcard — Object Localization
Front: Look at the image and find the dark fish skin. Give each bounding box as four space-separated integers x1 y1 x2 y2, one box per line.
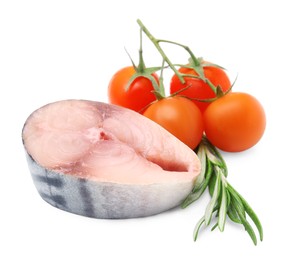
25 150 189 219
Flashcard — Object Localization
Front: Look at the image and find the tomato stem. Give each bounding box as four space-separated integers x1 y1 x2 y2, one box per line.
205 78 219 94
124 26 162 94
157 39 201 67
137 28 146 73
155 59 166 99
137 19 185 84
136 19 234 102
137 19 208 87
137 19 234 98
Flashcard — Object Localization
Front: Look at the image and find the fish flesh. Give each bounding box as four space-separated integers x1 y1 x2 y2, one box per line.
22 100 201 218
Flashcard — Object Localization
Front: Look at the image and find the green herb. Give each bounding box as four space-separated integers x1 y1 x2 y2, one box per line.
182 137 263 245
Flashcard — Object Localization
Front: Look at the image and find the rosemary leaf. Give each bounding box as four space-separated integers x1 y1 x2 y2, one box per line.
205 172 221 225
205 148 222 166
232 200 258 245
203 137 228 177
181 158 213 208
181 188 205 208
227 185 260 245
230 185 263 241
208 172 217 197
227 186 247 219
194 145 207 188
193 216 205 241
218 182 228 231
241 198 263 241
211 222 218 231
227 201 242 224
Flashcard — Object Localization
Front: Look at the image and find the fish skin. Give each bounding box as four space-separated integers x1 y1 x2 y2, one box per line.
23 100 201 219
26 151 195 218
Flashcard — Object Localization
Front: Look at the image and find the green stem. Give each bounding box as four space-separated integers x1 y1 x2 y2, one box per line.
156 60 166 99
137 19 185 84
137 19 234 98
205 79 219 95
137 28 146 72
158 39 200 67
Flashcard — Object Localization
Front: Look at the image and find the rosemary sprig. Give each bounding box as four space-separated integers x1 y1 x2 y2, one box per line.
182 136 263 245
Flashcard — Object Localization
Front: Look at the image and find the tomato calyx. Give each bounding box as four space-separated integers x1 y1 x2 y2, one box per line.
169 76 235 105
187 57 205 81
124 28 162 97
125 49 161 94
180 57 233 97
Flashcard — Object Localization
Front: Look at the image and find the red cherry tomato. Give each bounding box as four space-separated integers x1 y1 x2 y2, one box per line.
108 66 158 113
170 65 231 113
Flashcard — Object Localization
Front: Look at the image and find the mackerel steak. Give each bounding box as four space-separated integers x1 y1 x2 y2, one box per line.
22 100 201 218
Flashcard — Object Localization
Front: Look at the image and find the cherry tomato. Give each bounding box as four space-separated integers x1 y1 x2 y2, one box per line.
108 66 158 113
203 92 266 152
143 96 204 149
170 65 231 113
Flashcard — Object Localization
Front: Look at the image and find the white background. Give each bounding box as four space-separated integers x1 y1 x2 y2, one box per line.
1 0 290 259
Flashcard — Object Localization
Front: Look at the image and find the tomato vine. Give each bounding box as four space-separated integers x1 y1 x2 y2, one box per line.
108 19 265 245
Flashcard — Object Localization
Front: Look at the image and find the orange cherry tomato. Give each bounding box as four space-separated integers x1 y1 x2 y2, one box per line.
108 66 158 113
203 92 266 152
143 96 204 149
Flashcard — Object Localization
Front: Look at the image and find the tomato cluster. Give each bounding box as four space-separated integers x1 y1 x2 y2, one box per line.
107 25 266 153
108 62 266 152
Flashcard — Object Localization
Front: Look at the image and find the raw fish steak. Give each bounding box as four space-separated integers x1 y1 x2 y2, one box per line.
22 100 201 218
